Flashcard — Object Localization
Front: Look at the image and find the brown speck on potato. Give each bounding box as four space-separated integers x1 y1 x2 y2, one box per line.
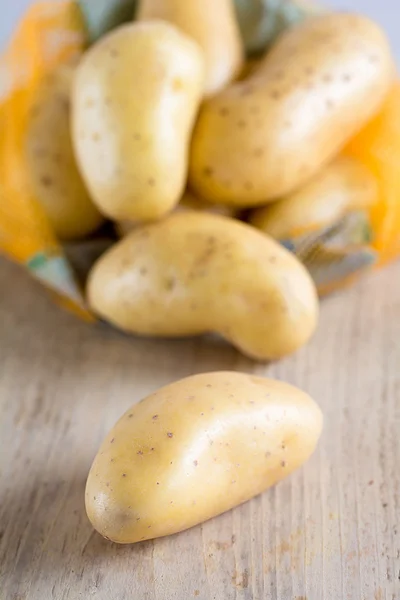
237 119 247 129
110 458 115 463
122 473 127 478
249 400 255 405
139 267 148 276
323 73 333 83
164 277 176 291
231 480 236 484
109 48 119 58
93 496 96 500
150 447 155 451
40 175 53 187
200 413 204 416
148 177 155 187
152 415 159 421
167 432 174 438
281 461 286 468
172 78 184 92
133 133 141 141
140 537 145 541
193 460 198 467
270 90 281 100
156 482 160 485
106 482 110 487
253 426 257 430
110 438 115 444
136 517 141 521
128 414 133 418
137 450 143 456
203 166 214 177
187 395 195 400
206 384 212 388
219 107 229 117
265 451 271 458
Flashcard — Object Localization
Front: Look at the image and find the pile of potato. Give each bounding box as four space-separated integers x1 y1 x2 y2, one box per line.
28 3 395 361
25 1 397 544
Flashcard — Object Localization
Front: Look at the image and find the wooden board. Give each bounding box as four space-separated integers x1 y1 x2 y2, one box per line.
0 256 399 600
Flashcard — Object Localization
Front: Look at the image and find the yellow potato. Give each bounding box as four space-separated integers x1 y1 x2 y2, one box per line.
86 371 323 544
25 63 104 240
249 156 378 239
115 190 238 236
189 13 394 207
72 22 204 222
137 0 244 96
87 211 318 360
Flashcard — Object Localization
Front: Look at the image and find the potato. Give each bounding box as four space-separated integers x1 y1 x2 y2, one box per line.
115 190 238 236
25 63 104 240
72 22 204 222
86 371 323 544
87 211 318 360
249 156 378 240
189 13 394 207
137 0 244 96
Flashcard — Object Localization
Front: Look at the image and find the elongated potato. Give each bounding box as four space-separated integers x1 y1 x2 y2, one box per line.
72 22 204 222
249 156 378 239
137 0 244 96
86 371 323 544
87 211 318 360
25 64 104 240
189 13 394 207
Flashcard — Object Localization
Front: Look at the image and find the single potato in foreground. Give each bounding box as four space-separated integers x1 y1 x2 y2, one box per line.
87 211 319 360
137 0 244 96
25 63 104 240
86 371 323 544
189 13 394 206
72 22 204 222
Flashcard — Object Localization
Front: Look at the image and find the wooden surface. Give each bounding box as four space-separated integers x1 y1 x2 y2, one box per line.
0 256 399 600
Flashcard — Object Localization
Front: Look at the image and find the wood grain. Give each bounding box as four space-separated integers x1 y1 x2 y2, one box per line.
0 256 399 600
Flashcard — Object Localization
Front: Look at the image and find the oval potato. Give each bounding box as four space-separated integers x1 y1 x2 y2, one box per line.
72 22 204 222
189 13 394 207
249 156 378 239
86 371 323 544
137 0 243 96
87 211 319 360
25 63 104 240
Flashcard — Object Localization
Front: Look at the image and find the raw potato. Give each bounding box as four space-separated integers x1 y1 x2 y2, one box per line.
189 13 395 207
72 22 205 222
249 156 378 239
25 64 104 240
137 0 244 96
116 190 238 236
86 371 323 544
87 211 318 360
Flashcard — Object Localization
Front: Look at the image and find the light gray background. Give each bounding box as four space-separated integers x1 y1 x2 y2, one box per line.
1 0 399 59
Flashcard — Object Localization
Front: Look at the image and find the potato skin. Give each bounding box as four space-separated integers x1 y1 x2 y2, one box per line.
249 156 378 239
115 190 238 236
87 211 318 360
85 371 323 544
72 22 204 222
137 0 244 96
25 64 104 240
189 13 394 207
